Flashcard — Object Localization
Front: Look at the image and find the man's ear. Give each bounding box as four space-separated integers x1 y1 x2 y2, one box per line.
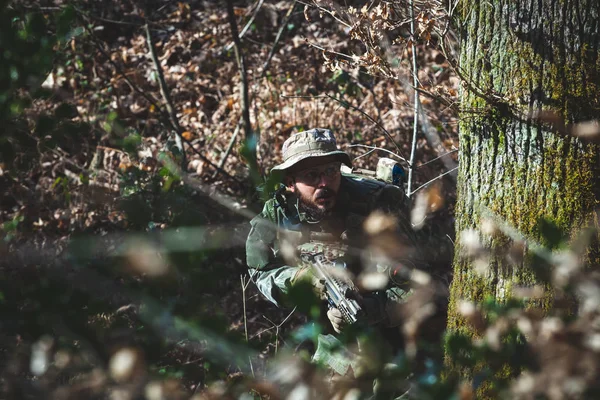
284 175 295 191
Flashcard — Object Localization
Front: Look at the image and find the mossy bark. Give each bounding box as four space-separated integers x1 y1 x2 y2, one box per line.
447 0 600 342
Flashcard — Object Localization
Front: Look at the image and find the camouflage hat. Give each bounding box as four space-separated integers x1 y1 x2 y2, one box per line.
271 128 352 172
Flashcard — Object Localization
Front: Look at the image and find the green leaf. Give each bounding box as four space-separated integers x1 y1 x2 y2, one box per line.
535 217 567 250
63 26 85 44
286 280 320 315
163 176 176 192
158 167 171 177
2 214 24 232
56 5 76 38
123 133 142 153
445 332 477 368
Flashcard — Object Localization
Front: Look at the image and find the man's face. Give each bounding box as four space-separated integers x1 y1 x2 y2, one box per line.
286 156 342 218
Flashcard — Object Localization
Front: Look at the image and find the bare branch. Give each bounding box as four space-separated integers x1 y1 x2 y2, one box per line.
258 1 298 80
225 0 266 52
411 165 458 194
144 23 186 170
346 144 408 165
77 12 239 183
281 93 407 163
407 0 420 198
226 0 255 162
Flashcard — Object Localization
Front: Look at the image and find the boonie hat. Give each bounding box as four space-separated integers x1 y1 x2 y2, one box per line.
271 128 352 172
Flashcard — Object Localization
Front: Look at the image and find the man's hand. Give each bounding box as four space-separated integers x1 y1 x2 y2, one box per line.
327 308 346 333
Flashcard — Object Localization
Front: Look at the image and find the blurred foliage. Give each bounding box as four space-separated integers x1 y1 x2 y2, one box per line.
0 2 84 168
1 1 596 400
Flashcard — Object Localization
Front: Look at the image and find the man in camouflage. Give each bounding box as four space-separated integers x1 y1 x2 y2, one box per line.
246 128 424 375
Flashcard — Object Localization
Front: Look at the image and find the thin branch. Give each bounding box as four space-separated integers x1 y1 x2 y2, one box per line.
161 156 256 221
249 325 276 340
351 147 377 162
302 38 356 60
416 148 459 169
324 93 405 159
263 306 297 354
78 13 239 183
144 23 186 170
212 123 241 179
218 1 298 177
407 0 419 198
277 306 298 327
81 22 162 114
258 1 297 80
71 5 148 28
226 0 257 177
281 93 407 162
225 0 266 52
294 0 351 28
412 166 459 194
346 144 408 165
241 274 250 342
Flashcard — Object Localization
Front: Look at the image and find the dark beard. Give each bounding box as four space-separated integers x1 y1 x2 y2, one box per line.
298 199 328 221
296 187 336 222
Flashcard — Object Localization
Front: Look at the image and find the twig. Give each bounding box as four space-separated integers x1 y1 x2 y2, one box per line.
324 93 405 158
282 93 406 161
351 147 377 162
411 165 458 194
160 156 256 221
346 144 409 165
226 0 255 168
217 1 297 177
263 307 297 354
241 274 251 343
258 1 297 80
407 0 419 198
81 21 162 115
302 37 356 61
249 325 277 340
144 23 186 170
224 0 266 52
212 123 241 179
416 148 459 169
78 14 239 183
294 0 351 28
71 5 148 28
239 274 257 379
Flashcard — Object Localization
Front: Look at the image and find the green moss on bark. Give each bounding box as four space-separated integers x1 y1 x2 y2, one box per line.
447 0 600 393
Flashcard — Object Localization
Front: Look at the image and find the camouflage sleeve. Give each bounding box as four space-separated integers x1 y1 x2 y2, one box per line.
246 201 300 306
248 267 298 306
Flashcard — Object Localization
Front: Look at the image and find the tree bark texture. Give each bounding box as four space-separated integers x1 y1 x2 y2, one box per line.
448 0 600 333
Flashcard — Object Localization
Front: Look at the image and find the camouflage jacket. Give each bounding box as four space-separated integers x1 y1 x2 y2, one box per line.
246 174 421 326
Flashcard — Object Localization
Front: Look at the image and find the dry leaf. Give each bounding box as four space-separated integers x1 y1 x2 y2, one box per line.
411 183 443 230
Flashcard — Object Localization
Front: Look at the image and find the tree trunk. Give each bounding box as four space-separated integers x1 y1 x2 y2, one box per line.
448 0 600 333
